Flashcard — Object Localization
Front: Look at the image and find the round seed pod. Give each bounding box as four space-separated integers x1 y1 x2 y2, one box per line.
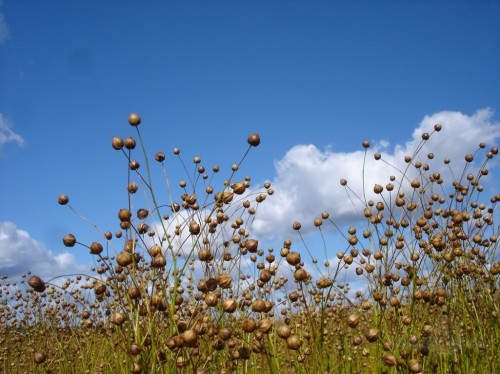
28 276 46 292
241 318 257 333
382 353 397 367
129 343 142 356
118 208 132 222
364 328 380 342
221 298 237 313
111 136 125 151
247 133 261 147
294 268 308 282
34 352 47 364
257 318 273 334
346 314 361 328
251 298 267 313
286 335 302 350
286 252 301 266
63 234 76 247
276 324 291 339
217 274 232 288
128 113 141 126
116 251 133 267
89 242 103 255
58 193 69 205
151 255 166 268
111 311 126 326
182 329 198 347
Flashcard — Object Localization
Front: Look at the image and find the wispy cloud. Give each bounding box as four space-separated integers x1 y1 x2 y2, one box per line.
0 221 89 281
0 114 25 150
251 108 500 240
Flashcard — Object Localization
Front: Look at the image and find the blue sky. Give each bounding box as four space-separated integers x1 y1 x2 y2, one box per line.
1 0 499 286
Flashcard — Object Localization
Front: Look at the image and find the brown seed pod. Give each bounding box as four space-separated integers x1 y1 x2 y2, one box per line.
89 242 103 255
346 314 361 328
286 252 301 266
151 255 166 268
382 353 397 367
154 152 165 162
111 311 126 326
286 335 302 350
241 318 257 333
111 137 124 150
251 298 267 313
276 324 291 339
128 113 141 126
124 137 136 149
294 268 308 282
257 318 273 334
63 234 77 247
247 133 261 147
118 208 132 222
28 275 46 292
34 352 47 364
407 359 422 373
364 328 380 342
182 329 198 347
58 193 69 205
129 343 142 356
218 274 232 288
292 221 302 230
231 182 247 195
221 298 237 313
244 238 259 253
316 278 332 289
189 221 201 235
116 251 133 267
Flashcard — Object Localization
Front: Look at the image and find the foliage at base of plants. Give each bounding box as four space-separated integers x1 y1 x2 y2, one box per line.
1 114 499 373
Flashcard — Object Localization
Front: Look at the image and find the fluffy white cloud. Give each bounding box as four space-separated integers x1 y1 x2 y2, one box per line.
251 108 500 240
0 221 88 281
0 114 25 150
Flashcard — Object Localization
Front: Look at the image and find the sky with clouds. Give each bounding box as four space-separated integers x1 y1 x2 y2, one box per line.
0 1 499 287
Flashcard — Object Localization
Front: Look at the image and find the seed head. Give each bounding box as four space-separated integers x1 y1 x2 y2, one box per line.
58 194 69 205
247 133 261 147
128 113 141 126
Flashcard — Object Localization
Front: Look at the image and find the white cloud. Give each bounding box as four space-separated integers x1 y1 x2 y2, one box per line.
251 108 500 240
0 221 88 281
0 114 25 150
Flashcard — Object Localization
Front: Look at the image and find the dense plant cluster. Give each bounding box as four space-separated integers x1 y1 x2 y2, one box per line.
1 114 499 373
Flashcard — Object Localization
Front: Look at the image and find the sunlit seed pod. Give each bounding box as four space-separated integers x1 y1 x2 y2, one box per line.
58 193 69 205
231 182 247 194
127 182 138 193
124 137 136 149
129 160 140 170
259 269 272 283
434 124 442 131
111 136 124 150
111 312 126 326
313 218 322 227
89 242 103 255
286 335 302 350
316 278 332 289
128 113 141 126
189 221 201 235
346 314 361 328
244 239 259 253
352 335 363 346
286 252 301 266
182 329 198 347
251 299 267 313
247 133 261 146
151 255 166 268
116 252 133 267
136 208 149 220
373 184 383 194
205 293 219 307
277 324 291 339
382 353 397 367
364 328 380 342
129 343 142 356
28 275 46 292
118 208 132 222
374 153 381 160
294 268 308 282
218 274 232 288
465 153 474 162
127 287 141 299
63 233 77 247
198 247 213 262
362 140 370 148
241 318 257 333
292 221 302 230
221 298 237 313
257 318 273 334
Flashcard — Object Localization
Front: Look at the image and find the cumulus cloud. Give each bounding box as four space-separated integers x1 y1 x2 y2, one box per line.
0 221 88 281
251 108 500 240
0 114 25 150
